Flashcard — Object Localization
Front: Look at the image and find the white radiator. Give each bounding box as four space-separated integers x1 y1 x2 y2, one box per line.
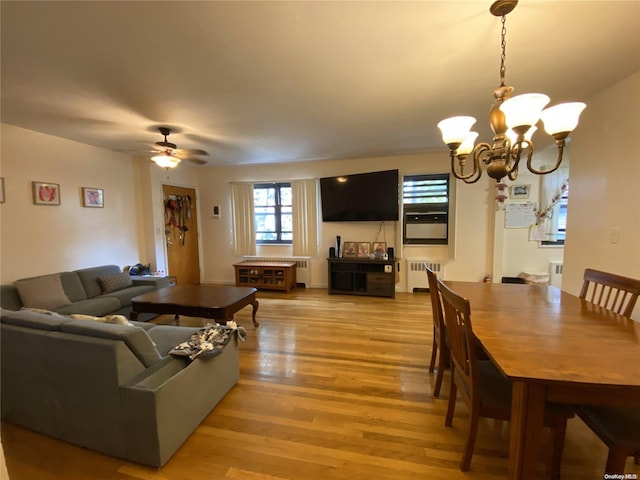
406 259 444 292
549 261 563 288
242 257 310 287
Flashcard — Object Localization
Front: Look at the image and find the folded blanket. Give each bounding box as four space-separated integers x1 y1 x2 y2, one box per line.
169 322 246 361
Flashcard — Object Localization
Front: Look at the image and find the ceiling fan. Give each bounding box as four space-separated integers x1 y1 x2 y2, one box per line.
150 127 208 168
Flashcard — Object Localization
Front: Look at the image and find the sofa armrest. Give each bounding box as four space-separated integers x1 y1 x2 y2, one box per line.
119 337 239 467
131 276 171 289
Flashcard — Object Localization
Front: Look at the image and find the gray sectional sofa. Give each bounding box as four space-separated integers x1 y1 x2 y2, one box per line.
0 264 171 321
0 307 240 467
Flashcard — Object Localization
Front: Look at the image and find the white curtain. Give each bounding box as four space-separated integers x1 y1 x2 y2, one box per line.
291 179 318 257
537 163 569 241
230 182 256 257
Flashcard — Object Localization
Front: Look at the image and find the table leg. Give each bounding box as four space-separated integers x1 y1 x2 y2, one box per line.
509 380 546 480
251 299 259 327
130 310 139 321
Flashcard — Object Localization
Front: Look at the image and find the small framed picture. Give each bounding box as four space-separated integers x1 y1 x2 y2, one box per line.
82 187 104 208
0 177 5 203
357 242 371 258
510 184 530 199
343 241 358 257
32 181 60 206
372 242 387 257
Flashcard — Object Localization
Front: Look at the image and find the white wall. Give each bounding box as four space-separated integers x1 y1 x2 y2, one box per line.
563 70 640 319
0 124 145 283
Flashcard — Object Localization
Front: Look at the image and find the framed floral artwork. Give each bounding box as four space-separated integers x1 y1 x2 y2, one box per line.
82 187 104 208
357 242 371 258
32 181 60 205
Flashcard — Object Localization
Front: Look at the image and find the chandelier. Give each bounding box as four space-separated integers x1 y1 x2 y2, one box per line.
437 0 586 184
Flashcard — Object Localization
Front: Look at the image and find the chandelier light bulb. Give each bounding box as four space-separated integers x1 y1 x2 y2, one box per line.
540 102 587 135
499 93 550 129
437 116 476 145
458 132 479 155
507 125 537 145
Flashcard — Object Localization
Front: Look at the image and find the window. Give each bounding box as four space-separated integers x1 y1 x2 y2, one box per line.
254 183 292 244
541 187 568 246
402 174 450 245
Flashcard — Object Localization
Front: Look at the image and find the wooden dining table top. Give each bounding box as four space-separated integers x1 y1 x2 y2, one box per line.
444 281 640 396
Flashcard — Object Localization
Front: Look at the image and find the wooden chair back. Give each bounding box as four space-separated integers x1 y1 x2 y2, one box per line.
579 268 640 317
425 264 449 396
437 278 478 408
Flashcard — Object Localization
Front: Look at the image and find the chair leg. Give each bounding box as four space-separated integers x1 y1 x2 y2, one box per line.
429 331 437 373
433 344 448 397
460 408 479 471
548 419 567 480
605 448 629 476
445 367 457 427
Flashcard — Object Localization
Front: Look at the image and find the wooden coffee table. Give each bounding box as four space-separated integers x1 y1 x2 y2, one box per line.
130 284 259 327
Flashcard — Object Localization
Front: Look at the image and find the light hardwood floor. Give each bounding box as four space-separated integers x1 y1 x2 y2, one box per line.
1 288 631 479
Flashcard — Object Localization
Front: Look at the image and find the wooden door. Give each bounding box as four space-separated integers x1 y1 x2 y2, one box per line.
163 184 201 285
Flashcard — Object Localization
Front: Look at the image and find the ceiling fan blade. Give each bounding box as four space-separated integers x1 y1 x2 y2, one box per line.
186 156 208 165
175 148 209 156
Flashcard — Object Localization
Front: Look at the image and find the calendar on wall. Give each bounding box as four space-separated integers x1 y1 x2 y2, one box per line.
505 202 537 228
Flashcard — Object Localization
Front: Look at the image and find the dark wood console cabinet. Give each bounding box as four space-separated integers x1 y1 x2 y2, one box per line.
327 258 398 298
234 261 297 293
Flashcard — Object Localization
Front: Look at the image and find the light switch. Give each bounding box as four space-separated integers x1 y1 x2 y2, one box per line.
212 205 220 218
609 227 621 244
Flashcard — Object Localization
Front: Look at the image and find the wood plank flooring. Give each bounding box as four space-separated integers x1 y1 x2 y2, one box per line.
1 288 631 479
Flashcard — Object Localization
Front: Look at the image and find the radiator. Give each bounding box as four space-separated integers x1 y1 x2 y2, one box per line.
406 259 444 292
549 261 563 288
242 257 310 287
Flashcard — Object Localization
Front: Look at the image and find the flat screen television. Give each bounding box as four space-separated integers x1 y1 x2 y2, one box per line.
320 169 399 222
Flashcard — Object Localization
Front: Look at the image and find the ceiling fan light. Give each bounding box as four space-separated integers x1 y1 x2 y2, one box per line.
540 102 587 135
151 153 181 169
437 116 477 145
499 93 550 129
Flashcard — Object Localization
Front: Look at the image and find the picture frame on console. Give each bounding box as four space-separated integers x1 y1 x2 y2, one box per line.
32 181 60 206
372 242 386 257
357 242 371 258
82 187 104 208
343 242 357 257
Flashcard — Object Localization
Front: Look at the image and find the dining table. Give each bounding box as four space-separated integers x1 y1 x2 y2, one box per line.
444 281 640 480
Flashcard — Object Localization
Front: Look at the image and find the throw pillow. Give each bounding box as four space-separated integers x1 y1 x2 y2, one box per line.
98 272 132 294
70 313 132 326
14 274 71 311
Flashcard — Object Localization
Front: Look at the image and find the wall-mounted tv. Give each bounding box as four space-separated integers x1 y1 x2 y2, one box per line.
320 169 399 222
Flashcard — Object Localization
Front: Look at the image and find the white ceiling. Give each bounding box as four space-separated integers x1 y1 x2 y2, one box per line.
2 1 639 167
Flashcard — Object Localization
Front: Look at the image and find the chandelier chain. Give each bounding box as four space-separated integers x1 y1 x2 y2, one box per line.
499 15 507 86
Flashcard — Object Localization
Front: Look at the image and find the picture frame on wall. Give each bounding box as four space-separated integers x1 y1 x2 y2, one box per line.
343 241 357 257
357 242 371 258
32 181 60 206
509 184 531 199
372 242 386 257
82 187 104 208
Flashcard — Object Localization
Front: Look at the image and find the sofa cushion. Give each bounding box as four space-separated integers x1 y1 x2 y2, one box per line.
60 320 162 367
0 307 71 331
102 285 155 308
75 265 122 299
14 274 71 311
55 297 122 317
146 325 201 356
59 271 89 302
98 273 132 294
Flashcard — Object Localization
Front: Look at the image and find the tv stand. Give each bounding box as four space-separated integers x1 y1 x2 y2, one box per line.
327 257 397 298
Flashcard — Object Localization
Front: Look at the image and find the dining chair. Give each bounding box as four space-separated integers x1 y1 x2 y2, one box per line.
575 405 640 474
437 278 572 478
425 264 448 397
579 268 640 318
